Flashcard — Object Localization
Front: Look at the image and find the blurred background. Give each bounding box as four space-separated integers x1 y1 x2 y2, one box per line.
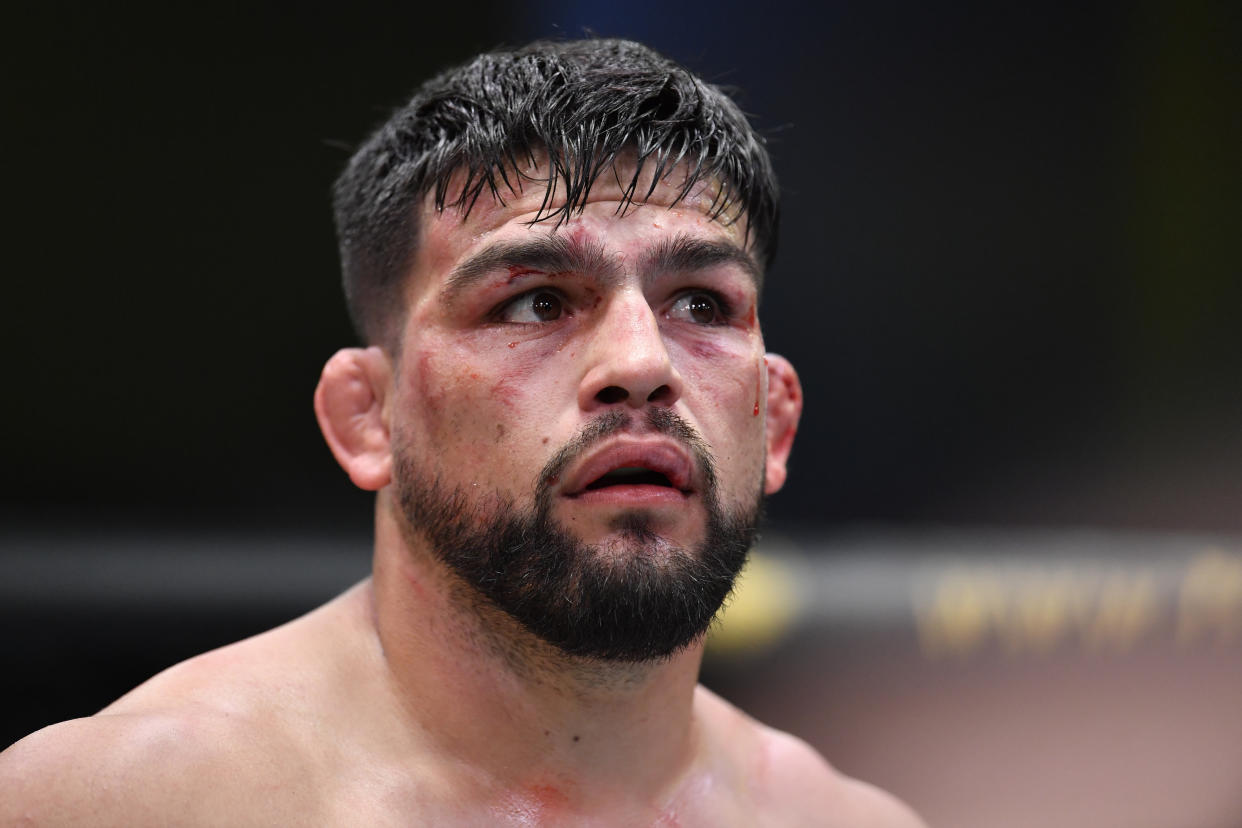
3 3 1240 826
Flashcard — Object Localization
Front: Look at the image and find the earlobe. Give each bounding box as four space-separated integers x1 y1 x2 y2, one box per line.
763 353 802 495
313 347 393 491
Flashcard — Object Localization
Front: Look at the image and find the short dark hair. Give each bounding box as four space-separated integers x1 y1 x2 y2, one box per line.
332 38 780 347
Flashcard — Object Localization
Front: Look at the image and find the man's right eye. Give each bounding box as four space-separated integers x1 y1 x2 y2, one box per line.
496 290 566 323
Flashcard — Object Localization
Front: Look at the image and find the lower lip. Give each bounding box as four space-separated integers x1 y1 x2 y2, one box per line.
567 485 690 507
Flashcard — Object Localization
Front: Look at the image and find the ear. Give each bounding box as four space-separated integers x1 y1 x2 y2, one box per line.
763 353 802 495
313 347 393 491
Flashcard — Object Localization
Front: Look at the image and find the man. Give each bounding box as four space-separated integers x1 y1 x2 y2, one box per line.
2 39 923 825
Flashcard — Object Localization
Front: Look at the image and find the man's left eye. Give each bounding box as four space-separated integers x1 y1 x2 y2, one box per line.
668 292 725 325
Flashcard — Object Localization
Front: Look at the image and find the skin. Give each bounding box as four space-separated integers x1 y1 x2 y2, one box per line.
0 163 925 827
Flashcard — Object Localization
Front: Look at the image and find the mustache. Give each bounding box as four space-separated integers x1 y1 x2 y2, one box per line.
536 408 719 503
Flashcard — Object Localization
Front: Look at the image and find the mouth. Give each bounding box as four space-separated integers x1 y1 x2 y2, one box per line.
583 466 676 491
562 442 694 504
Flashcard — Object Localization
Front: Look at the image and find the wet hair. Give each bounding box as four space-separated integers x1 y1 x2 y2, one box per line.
332 37 780 347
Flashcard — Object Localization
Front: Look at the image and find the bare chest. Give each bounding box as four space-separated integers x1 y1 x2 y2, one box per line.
300 768 766 828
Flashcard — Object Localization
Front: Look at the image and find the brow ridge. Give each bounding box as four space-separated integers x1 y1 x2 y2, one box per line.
444 234 618 298
640 233 763 291
443 229 761 301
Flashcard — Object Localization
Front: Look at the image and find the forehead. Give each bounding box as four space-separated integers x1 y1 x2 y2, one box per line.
411 159 754 289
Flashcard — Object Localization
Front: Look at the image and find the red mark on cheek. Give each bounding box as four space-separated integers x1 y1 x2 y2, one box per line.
489 376 519 409
687 339 724 360
415 352 444 414
745 304 756 328
754 364 762 416
508 341 518 349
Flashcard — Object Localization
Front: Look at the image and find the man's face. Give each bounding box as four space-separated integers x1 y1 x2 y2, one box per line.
387 164 775 659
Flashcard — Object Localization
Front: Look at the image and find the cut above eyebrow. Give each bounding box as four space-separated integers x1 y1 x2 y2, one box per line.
444 234 618 299
641 234 763 290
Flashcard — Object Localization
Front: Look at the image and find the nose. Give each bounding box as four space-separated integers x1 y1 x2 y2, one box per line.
578 291 684 412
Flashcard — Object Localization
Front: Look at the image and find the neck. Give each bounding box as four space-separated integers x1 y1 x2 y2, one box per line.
366 495 707 807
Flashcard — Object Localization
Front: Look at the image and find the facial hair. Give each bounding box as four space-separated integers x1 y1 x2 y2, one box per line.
394 408 762 662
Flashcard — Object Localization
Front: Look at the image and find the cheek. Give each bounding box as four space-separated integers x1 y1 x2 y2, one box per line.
482 335 571 411
684 338 725 362
673 339 768 491
672 335 762 419
403 347 498 465
411 351 450 417
403 338 566 461
486 349 538 411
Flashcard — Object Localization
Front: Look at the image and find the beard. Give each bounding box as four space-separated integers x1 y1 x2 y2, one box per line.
394 408 762 662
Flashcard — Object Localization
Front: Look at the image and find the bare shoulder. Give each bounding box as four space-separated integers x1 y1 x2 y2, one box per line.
0 706 313 827
753 725 927 827
694 686 927 827
0 585 371 826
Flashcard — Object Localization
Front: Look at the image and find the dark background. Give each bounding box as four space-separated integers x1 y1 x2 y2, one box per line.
4 3 1239 534
4 5 1242 825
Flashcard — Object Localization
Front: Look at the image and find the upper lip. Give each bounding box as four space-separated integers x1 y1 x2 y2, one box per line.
561 439 695 496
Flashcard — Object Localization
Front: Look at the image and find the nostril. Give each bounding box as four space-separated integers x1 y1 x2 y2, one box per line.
646 384 674 404
597 386 628 404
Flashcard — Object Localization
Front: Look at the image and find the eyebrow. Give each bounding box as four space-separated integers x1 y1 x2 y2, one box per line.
640 233 763 290
443 234 619 300
441 229 762 301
